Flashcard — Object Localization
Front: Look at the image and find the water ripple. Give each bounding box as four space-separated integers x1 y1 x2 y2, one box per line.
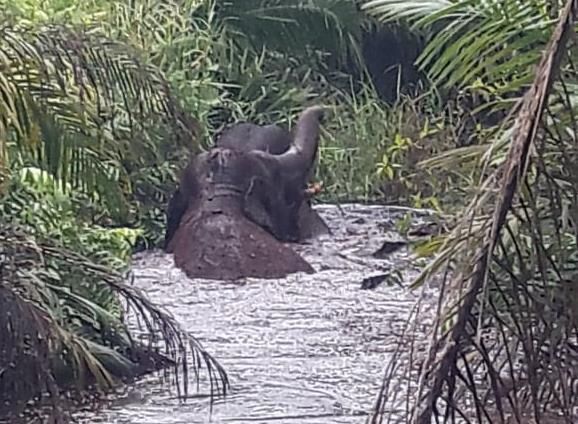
74 204 438 424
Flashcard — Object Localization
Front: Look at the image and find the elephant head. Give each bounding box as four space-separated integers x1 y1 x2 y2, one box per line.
164 106 328 280
214 115 330 240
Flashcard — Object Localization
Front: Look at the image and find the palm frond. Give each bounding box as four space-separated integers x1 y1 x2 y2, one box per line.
0 279 62 419
361 0 554 95
0 225 229 419
370 0 578 422
0 23 198 202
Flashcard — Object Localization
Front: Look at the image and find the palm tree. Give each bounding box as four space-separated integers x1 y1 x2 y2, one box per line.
362 0 578 422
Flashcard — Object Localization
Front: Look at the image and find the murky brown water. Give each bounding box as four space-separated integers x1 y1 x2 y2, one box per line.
74 204 439 424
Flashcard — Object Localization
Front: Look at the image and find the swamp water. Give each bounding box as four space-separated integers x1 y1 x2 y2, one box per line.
74 204 439 424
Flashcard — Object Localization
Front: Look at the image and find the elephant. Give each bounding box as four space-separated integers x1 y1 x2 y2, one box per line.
214 119 330 241
164 106 329 280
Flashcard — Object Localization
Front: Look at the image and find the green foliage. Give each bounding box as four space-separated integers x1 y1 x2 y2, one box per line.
4 167 141 268
0 226 228 416
0 0 106 24
362 0 553 90
0 9 225 406
361 0 560 165
211 0 364 67
366 1 578 422
316 87 462 208
2 167 140 317
0 21 197 228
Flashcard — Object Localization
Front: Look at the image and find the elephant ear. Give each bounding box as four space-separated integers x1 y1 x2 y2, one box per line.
164 153 206 253
242 171 301 242
241 171 279 238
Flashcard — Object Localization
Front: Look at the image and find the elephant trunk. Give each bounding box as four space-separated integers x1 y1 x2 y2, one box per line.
250 106 325 178
276 106 325 176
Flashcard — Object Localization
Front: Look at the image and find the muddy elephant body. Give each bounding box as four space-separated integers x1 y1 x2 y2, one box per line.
164 106 329 280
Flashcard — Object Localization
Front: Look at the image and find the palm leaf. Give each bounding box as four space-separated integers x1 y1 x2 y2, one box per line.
0 280 62 419
0 23 198 202
369 0 578 422
361 0 554 95
0 225 229 418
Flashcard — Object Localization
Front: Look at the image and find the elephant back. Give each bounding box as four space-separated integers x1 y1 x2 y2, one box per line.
215 123 291 155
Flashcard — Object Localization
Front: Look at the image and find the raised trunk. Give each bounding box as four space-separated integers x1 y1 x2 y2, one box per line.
251 106 325 180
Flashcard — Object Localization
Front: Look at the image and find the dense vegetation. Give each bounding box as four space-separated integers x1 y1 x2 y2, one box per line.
2 0 578 422
366 0 578 422
0 3 228 419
